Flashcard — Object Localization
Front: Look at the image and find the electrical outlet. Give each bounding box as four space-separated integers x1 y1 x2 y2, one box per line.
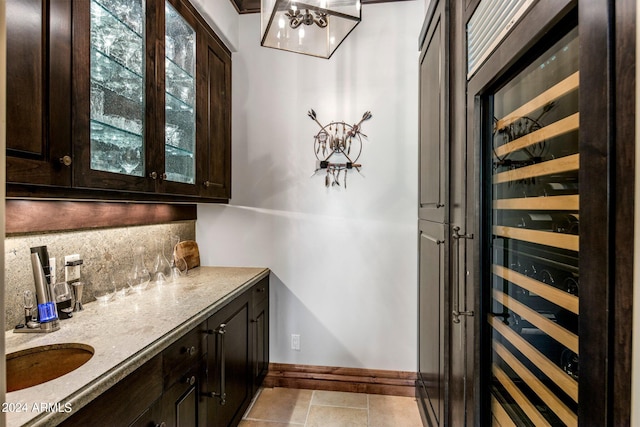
64 254 81 283
291 334 300 351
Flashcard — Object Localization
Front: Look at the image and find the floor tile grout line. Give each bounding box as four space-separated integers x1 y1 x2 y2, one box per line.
242 387 263 420
303 389 315 427
308 403 369 410
243 417 305 425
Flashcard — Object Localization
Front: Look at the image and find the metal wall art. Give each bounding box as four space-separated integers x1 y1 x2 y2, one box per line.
308 109 372 188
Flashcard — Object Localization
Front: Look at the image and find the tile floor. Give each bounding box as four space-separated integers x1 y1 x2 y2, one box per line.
241 387 424 427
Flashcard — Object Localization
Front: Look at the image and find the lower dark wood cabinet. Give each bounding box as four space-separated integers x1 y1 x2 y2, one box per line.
58 355 163 427
205 292 252 427
251 283 269 395
160 364 202 427
59 277 269 427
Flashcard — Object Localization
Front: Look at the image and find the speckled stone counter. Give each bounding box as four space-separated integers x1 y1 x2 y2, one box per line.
4 266 270 427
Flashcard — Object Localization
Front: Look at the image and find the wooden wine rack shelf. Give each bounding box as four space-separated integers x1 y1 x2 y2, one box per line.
493 341 577 426
495 71 579 130
493 154 580 185
493 289 578 354
493 363 551 426
490 316 578 403
493 225 579 251
494 113 579 158
492 265 579 314
492 395 516 427
493 195 579 211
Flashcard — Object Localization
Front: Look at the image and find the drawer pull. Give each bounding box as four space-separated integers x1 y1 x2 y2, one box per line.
185 345 196 357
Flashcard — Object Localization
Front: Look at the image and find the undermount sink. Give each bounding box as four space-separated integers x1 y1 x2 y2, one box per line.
6 343 94 392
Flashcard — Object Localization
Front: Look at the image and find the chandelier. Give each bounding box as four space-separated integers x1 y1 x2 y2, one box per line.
261 1 362 59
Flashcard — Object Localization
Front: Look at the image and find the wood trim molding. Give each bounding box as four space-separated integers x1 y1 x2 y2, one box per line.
263 363 417 397
6 200 197 235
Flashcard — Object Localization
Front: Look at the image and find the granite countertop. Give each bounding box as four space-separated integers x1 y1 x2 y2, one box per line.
4 266 270 427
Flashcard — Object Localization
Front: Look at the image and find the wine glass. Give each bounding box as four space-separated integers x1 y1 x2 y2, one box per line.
121 147 140 174
102 32 117 57
95 274 116 304
153 238 172 285
128 246 151 292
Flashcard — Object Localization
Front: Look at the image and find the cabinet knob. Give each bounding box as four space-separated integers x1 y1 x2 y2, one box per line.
162 172 167 180
185 345 196 356
150 171 158 180
184 375 196 386
203 180 212 188
59 156 72 166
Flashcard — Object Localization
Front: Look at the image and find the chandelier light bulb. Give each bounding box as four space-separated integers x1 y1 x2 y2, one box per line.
261 0 361 58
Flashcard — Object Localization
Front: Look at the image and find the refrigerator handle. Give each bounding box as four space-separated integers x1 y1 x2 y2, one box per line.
452 226 475 324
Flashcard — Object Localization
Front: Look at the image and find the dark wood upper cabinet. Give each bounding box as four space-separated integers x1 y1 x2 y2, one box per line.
197 24 231 199
6 0 72 187
418 0 448 223
7 0 232 203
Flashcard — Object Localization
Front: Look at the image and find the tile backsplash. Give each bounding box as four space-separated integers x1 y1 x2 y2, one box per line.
4 221 195 330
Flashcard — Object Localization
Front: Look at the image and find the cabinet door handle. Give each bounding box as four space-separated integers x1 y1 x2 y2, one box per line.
184 375 196 386
150 171 158 180
452 226 474 323
203 180 212 188
185 345 196 357
206 323 227 405
59 156 72 166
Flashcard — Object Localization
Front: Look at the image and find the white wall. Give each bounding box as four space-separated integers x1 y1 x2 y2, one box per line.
189 0 239 51
197 1 422 371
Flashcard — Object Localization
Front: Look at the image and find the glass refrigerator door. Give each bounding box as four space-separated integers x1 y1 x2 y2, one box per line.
487 27 579 427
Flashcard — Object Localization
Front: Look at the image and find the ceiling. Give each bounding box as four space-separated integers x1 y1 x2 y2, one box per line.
229 0 410 14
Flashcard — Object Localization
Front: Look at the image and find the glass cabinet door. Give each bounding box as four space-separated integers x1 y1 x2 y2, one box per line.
164 1 196 185
486 27 579 426
90 0 146 177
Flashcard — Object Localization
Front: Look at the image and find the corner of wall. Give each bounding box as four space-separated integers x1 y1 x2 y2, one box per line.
188 0 239 52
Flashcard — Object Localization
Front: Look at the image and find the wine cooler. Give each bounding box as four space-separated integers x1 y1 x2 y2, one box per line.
484 26 579 427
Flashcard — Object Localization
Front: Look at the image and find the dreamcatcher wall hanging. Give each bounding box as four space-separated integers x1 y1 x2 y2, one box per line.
307 109 372 188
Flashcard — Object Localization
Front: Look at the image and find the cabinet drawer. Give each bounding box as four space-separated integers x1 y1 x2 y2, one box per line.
251 277 269 306
161 362 203 427
163 324 205 388
59 355 162 427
